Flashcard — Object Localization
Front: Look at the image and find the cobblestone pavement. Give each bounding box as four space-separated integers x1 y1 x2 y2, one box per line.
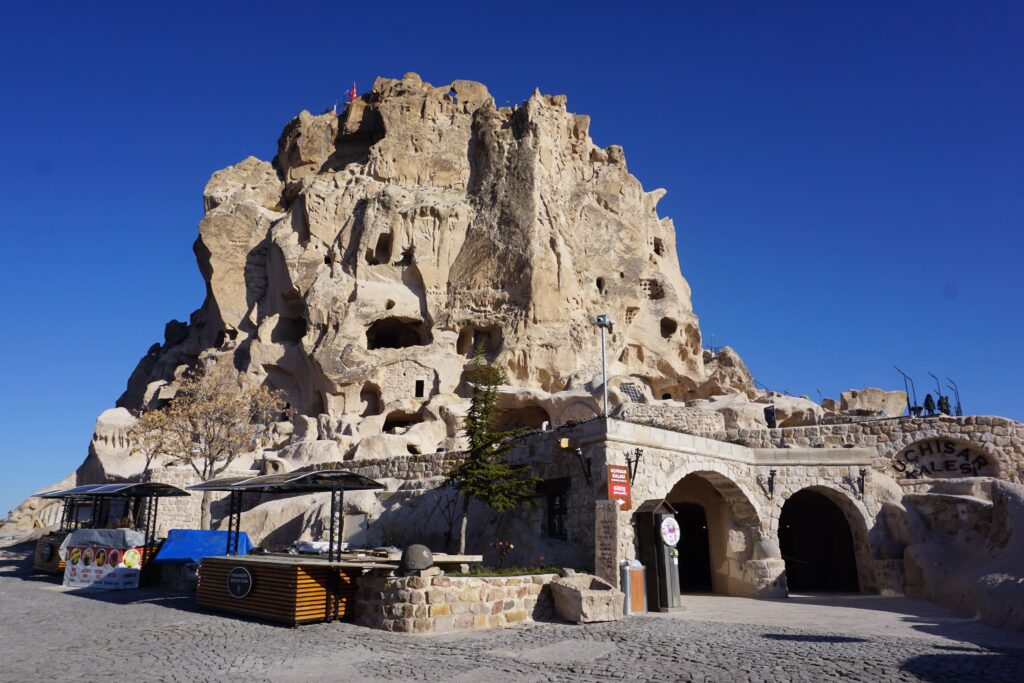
1 546 1022 682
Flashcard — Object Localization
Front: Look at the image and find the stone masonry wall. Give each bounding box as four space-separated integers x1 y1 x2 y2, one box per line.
355 573 557 632
615 404 725 434
702 415 1024 483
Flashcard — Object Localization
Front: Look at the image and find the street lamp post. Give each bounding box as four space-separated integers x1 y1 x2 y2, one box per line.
594 314 613 418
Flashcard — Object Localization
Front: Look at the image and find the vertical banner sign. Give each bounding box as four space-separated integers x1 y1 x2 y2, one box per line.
607 465 632 510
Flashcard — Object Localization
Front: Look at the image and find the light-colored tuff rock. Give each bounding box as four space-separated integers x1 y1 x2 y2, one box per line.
841 388 908 416
110 72 756 464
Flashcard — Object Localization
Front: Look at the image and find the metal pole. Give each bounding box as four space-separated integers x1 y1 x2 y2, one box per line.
947 378 963 416
928 372 942 399
894 366 913 416
600 325 608 418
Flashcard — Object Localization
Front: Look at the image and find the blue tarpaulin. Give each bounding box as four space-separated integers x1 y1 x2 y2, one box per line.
152 529 253 564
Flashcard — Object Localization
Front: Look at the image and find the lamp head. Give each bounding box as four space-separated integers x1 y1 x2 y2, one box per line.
594 314 613 329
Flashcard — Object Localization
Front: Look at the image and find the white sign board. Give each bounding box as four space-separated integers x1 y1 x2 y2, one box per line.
659 516 680 547
63 546 142 590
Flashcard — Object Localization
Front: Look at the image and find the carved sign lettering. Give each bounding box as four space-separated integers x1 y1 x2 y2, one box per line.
892 439 992 479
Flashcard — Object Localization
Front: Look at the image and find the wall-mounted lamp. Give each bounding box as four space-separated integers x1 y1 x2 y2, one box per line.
573 447 593 485
857 467 868 499
756 469 777 499
625 448 643 486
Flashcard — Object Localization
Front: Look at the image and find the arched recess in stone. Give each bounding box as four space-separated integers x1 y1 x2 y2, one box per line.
774 484 876 594
498 405 550 431
661 469 764 596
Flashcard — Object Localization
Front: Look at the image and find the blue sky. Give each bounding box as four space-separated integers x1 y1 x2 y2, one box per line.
1 1 1021 514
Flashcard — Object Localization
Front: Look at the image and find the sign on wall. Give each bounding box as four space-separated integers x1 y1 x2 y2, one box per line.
892 439 993 478
227 567 253 598
607 465 632 510
63 546 142 589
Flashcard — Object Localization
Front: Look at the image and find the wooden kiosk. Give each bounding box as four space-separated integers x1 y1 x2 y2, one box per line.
190 470 389 625
32 482 189 576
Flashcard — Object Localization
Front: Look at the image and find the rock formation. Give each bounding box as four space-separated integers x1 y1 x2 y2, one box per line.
111 72 757 465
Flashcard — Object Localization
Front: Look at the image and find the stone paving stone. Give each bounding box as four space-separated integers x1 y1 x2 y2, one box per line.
1 546 1022 682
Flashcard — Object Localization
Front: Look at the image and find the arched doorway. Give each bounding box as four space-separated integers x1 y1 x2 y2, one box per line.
779 489 859 592
676 503 712 592
663 471 761 596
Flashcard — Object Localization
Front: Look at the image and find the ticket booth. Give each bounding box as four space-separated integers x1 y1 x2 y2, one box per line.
635 499 683 612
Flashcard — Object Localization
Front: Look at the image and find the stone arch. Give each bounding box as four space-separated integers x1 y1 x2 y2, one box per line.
774 484 876 594
659 467 766 596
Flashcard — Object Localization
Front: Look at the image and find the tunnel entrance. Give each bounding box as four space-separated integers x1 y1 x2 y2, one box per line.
676 503 712 592
779 489 859 592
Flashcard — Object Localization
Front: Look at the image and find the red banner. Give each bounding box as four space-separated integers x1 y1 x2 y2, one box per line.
607 465 632 510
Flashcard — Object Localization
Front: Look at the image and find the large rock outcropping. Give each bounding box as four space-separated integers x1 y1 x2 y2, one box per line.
114 72 755 463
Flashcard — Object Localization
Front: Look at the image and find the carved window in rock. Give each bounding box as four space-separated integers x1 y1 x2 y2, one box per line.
538 478 570 540
640 279 664 300
414 379 425 398
620 383 643 403
625 307 639 324
652 237 666 256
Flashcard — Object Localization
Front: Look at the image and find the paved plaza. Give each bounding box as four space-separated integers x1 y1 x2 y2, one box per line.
1 545 1022 682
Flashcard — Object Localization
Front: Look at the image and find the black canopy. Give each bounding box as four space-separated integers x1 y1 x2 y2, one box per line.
36 482 189 499
188 469 384 494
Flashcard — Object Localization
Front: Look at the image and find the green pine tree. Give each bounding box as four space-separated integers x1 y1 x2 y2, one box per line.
446 346 538 554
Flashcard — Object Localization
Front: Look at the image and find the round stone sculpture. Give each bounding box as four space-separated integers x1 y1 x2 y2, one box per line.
400 544 434 571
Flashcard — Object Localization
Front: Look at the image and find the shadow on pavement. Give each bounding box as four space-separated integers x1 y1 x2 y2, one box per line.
762 633 868 643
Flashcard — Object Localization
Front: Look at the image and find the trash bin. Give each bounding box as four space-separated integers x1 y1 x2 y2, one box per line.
619 560 647 615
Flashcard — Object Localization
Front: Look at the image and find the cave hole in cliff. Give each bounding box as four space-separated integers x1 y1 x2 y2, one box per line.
366 317 430 350
383 410 424 434
660 317 678 339
779 489 859 592
596 277 606 294
271 317 308 344
457 325 502 358
641 279 665 300
498 405 550 431
366 233 393 265
359 383 383 417
653 237 666 256
625 307 639 325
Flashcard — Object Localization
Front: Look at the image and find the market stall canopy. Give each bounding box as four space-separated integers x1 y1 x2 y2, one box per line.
188 469 385 494
36 482 190 499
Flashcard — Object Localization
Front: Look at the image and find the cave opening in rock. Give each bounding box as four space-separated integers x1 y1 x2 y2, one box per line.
498 405 550 431
366 317 430 350
383 410 424 434
366 233 393 265
456 325 502 357
779 489 860 592
660 317 678 339
653 237 666 256
359 383 382 417
596 277 605 294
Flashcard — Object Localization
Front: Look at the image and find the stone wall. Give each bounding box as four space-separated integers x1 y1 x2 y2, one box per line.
355 573 557 632
615 404 725 434
701 415 1024 484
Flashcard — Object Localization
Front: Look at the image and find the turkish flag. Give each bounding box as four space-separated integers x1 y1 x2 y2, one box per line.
347 83 357 102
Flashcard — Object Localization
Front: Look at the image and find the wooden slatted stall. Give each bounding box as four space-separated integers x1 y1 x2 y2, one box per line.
196 556 367 625
32 536 66 575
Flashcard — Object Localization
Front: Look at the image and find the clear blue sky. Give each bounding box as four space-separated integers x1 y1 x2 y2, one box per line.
2 2 1021 514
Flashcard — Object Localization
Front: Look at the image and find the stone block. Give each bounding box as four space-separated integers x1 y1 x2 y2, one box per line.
409 590 424 604
473 614 489 629
429 603 451 617
433 615 455 632
550 574 624 624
